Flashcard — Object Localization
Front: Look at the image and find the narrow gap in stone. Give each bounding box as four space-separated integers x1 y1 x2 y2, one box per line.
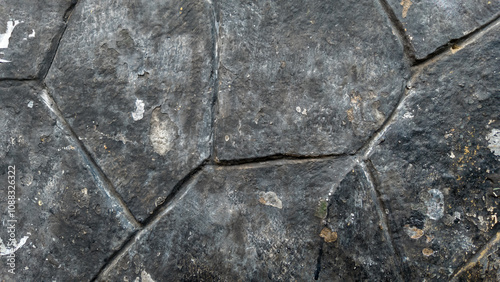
413 13 500 68
356 74 413 160
94 166 203 281
89 229 139 282
214 153 353 166
361 160 405 281
209 0 221 161
314 243 323 280
450 229 500 281
38 0 79 80
377 0 417 64
39 85 141 229
141 160 207 226
0 77 38 82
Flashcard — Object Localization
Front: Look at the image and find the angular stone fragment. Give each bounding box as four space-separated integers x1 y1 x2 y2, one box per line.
45 0 215 221
99 157 356 281
0 0 73 78
387 0 500 59
215 0 410 160
318 166 401 281
369 24 500 280
0 82 137 281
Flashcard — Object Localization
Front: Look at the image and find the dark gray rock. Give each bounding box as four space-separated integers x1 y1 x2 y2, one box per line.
0 81 137 281
45 0 215 221
319 165 401 281
387 0 500 59
214 0 410 161
99 157 358 281
369 24 500 281
0 0 73 79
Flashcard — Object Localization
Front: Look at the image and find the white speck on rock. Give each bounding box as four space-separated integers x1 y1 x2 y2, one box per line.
259 191 283 209
403 112 414 119
27 100 33 108
426 189 444 220
486 128 500 158
138 270 156 282
132 99 145 121
296 106 301 113
0 20 22 48
28 29 35 38
449 151 455 158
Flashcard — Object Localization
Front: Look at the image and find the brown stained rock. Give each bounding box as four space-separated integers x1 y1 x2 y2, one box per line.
320 228 338 243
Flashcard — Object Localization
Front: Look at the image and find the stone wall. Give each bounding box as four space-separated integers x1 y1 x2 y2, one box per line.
0 0 499 280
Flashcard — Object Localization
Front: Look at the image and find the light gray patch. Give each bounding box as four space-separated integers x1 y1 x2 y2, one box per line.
425 189 444 220
149 107 177 156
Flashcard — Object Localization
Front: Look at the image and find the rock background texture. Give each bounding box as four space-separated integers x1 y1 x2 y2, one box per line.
0 0 499 281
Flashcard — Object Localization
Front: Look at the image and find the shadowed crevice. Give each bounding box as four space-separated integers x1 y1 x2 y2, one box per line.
377 0 417 64
360 160 405 281
38 85 141 229
210 0 221 161
413 13 500 68
39 0 79 80
214 152 354 166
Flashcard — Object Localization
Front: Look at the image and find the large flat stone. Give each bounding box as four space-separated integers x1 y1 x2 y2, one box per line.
214 0 410 160
387 0 500 59
45 0 215 221
100 157 360 281
0 82 137 281
369 24 500 280
0 0 72 79
319 165 401 281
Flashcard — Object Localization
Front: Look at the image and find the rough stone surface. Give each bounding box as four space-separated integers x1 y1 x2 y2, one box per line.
387 0 500 59
369 23 500 281
45 0 215 221
215 0 410 160
319 165 401 281
99 158 355 281
0 0 73 79
1 0 499 281
0 82 137 280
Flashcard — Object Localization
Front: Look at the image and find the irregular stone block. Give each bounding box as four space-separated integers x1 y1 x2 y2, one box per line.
0 0 73 78
45 0 215 221
319 165 401 281
0 82 137 281
215 0 410 160
387 0 500 59
100 157 357 281
369 24 500 280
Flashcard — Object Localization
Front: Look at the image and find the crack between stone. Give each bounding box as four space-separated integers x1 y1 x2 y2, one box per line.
450 229 500 281
314 243 323 280
39 0 79 80
360 159 405 282
0 77 38 82
214 152 354 166
93 163 204 281
209 0 221 162
38 85 141 230
413 13 500 68
377 0 417 64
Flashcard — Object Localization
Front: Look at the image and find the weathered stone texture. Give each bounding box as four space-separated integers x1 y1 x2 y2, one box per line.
387 0 500 59
0 0 73 78
369 23 500 281
100 157 356 281
215 0 410 160
45 0 215 221
0 82 136 281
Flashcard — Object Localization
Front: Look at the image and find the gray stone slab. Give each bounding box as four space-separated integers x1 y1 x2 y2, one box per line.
369 24 500 280
0 0 72 79
318 165 401 281
214 0 410 161
387 0 500 59
45 0 215 221
0 82 137 281
100 157 360 281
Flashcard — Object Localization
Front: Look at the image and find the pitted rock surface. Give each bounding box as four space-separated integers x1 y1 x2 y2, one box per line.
0 0 499 281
